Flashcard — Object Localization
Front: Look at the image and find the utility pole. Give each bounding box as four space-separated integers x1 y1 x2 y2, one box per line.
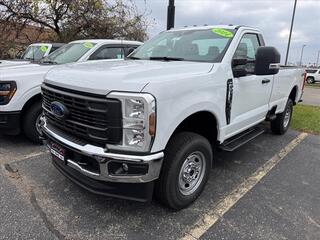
167 0 175 30
299 44 306 66
316 50 320 68
285 0 298 65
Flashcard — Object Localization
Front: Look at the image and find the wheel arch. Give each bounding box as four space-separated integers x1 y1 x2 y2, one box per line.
289 85 298 105
164 111 219 154
21 93 42 121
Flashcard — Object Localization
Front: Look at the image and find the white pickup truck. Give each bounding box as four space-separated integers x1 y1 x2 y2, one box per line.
0 43 64 67
306 69 320 83
40 25 305 210
0 39 142 142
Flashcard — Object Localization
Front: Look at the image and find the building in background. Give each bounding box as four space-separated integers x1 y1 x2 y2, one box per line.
0 21 54 58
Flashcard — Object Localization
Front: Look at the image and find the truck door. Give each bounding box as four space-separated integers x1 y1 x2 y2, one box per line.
226 33 273 135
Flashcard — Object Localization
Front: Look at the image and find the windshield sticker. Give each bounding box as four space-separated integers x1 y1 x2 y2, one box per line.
40 45 48 53
83 42 94 49
212 28 234 38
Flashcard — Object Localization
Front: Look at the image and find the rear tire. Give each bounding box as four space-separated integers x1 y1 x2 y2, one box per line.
270 98 293 135
22 101 43 144
306 77 315 84
155 132 212 210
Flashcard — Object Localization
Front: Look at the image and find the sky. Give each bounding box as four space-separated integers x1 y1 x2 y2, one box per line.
134 0 320 66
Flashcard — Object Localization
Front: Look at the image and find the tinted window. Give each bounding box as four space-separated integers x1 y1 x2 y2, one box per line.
306 69 317 73
89 47 124 60
49 46 61 54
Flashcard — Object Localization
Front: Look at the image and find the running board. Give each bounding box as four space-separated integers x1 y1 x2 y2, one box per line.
219 127 265 152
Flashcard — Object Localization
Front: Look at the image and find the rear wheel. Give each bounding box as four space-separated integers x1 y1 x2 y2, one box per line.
270 98 293 135
155 132 212 210
306 77 315 84
22 101 43 144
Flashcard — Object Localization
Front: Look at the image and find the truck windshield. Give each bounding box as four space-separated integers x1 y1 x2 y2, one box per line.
130 28 235 63
41 42 96 65
22 45 49 61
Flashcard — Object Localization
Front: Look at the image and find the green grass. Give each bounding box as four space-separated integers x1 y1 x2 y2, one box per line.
291 104 320 134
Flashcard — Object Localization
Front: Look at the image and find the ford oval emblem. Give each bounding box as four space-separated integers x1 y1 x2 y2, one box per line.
50 101 69 119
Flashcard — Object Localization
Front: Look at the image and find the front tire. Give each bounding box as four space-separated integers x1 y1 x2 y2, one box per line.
155 132 212 210
270 98 293 135
22 101 43 144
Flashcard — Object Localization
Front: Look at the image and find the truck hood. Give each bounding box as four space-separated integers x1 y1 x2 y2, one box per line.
45 60 214 94
0 63 52 80
0 59 32 68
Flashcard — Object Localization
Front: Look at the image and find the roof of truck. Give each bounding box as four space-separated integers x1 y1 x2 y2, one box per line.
69 39 143 45
29 43 65 47
169 24 259 32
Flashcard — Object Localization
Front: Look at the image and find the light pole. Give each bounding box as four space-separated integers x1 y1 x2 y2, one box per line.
167 0 175 30
316 50 320 68
299 44 306 66
285 0 298 65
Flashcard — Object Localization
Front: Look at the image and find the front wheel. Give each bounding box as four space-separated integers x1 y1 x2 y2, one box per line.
270 98 293 135
22 101 43 144
155 132 212 210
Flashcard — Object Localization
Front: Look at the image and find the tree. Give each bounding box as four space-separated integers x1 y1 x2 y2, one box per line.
0 0 149 43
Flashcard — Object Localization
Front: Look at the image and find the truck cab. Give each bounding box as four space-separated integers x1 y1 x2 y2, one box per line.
40 25 305 209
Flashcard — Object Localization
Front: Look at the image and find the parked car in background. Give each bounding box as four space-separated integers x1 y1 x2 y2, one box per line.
306 69 320 83
40 25 305 209
0 43 64 67
0 39 142 143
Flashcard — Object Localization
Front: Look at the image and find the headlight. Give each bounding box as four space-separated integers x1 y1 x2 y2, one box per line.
107 92 156 152
0 81 17 105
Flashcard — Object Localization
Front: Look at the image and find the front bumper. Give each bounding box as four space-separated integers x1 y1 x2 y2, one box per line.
41 120 164 184
0 111 21 135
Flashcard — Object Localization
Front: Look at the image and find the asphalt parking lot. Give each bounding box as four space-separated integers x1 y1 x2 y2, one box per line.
1 126 319 240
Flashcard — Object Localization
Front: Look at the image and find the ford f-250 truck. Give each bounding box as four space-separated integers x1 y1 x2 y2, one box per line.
40 25 305 210
0 43 64 67
0 39 142 143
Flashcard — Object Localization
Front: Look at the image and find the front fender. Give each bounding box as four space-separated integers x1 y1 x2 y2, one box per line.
147 75 227 152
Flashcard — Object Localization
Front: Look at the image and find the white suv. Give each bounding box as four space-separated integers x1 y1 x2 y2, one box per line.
306 69 320 83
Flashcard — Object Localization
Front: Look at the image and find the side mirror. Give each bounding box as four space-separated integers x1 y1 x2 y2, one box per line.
255 46 281 75
232 58 247 78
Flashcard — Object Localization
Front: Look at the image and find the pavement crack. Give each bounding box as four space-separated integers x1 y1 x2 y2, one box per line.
30 191 67 240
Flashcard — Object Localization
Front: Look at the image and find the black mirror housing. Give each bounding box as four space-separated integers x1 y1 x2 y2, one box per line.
232 58 247 67
255 46 281 75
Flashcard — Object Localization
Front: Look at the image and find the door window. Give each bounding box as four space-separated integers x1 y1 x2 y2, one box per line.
89 47 124 60
233 33 261 74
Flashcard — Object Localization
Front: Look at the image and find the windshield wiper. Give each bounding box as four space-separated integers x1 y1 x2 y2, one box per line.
149 56 184 61
40 59 58 65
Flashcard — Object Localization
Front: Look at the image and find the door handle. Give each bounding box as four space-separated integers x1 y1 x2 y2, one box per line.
262 79 271 84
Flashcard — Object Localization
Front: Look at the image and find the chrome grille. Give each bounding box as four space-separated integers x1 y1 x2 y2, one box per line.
42 84 122 146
